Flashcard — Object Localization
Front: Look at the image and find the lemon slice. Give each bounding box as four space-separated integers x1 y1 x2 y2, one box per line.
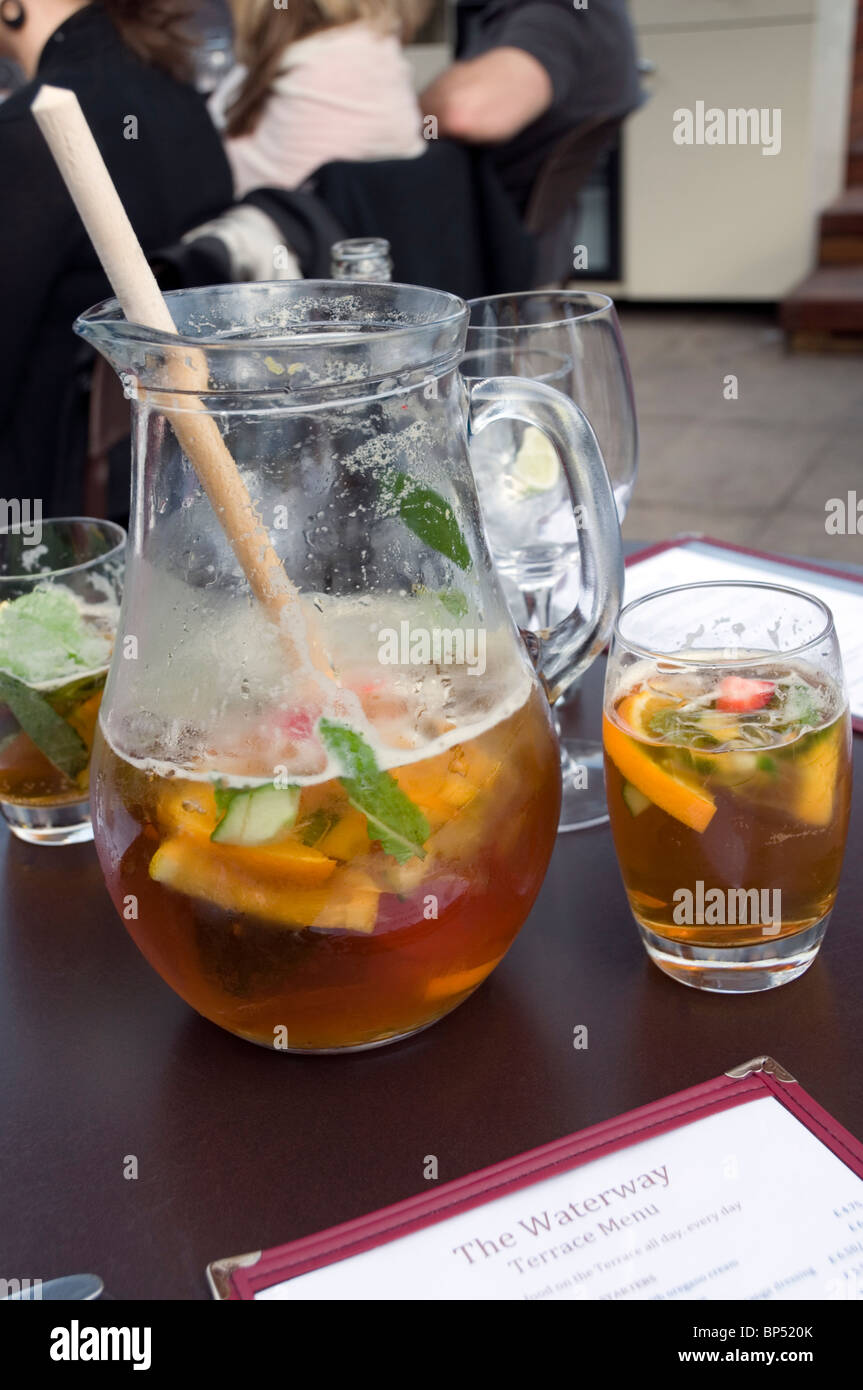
791 722 843 827
511 426 561 496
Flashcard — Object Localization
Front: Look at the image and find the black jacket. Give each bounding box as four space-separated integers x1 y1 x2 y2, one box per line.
314 140 536 299
0 3 233 512
157 142 536 309
457 0 642 208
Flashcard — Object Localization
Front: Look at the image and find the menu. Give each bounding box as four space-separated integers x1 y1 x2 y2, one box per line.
208 1059 863 1301
621 538 863 727
551 535 863 728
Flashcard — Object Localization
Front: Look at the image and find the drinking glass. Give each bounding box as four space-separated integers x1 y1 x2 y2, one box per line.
0 518 125 845
465 291 636 831
603 582 852 992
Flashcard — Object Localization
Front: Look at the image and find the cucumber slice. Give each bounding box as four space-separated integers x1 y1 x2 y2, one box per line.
211 783 300 845
622 781 651 817
712 751 760 786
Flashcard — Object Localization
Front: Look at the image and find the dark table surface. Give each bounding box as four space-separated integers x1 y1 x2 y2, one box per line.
2 624 862 1301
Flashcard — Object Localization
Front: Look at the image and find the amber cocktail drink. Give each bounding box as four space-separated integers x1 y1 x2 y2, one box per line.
0 519 124 844
95 663 560 1051
603 582 851 991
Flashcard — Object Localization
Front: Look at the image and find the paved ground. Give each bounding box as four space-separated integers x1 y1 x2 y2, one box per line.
616 305 863 566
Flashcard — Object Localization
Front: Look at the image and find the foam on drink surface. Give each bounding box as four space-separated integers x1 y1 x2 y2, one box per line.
101 583 535 787
610 652 843 748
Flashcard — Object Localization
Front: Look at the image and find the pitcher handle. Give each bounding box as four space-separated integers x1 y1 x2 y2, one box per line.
468 376 623 704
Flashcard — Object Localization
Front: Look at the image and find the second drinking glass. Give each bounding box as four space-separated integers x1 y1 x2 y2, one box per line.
465 291 637 831
603 582 852 993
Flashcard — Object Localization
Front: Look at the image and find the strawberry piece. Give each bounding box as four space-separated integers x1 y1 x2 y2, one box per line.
273 708 314 741
716 677 774 713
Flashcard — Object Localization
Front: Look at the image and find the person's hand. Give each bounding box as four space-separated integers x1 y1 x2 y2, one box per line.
421 47 554 145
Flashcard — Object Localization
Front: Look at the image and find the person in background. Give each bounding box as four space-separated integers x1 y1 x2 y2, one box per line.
0 0 233 514
210 0 430 196
0 52 23 96
421 0 641 212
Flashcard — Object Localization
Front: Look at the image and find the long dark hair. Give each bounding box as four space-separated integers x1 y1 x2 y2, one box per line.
100 0 196 84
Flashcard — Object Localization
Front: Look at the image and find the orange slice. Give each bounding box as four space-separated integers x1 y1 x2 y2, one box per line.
159 783 218 839
317 806 369 861
67 690 103 747
313 866 380 934
230 838 336 885
159 784 336 883
630 888 667 910
149 836 329 928
425 958 502 1000
617 689 676 738
618 689 740 747
604 713 716 833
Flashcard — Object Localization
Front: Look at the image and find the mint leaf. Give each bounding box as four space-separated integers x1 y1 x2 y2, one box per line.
436 587 469 620
319 719 429 863
213 783 239 813
781 682 820 729
647 707 719 748
0 671 89 779
299 807 337 847
391 473 471 571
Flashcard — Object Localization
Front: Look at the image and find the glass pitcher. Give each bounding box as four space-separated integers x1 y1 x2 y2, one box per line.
76 281 622 1052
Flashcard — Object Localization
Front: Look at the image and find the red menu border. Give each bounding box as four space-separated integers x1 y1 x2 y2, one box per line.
207 1057 863 1299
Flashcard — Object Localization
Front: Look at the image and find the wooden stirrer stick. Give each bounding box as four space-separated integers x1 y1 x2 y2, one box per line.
31 84 312 672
